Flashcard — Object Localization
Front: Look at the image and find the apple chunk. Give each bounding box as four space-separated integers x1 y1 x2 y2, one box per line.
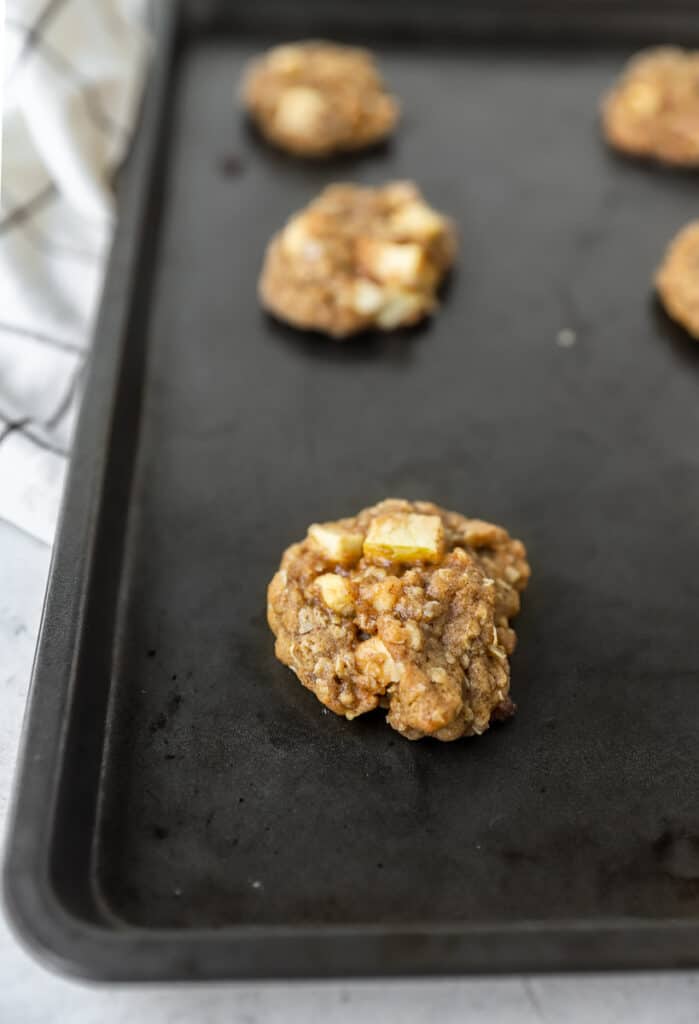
390 201 446 241
363 513 444 564
356 239 426 287
274 86 326 136
316 573 354 615
355 637 401 685
308 523 364 565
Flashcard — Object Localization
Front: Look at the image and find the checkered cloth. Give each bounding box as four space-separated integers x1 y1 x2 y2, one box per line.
0 0 148 544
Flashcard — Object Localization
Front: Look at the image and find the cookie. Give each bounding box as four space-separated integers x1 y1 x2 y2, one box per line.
602 47 699 166
242 41 399 157
259 182 456 338
267 499 530 742
655 220 699 338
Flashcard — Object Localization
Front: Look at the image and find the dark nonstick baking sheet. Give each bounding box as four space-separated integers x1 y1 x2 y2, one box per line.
5 0 699 981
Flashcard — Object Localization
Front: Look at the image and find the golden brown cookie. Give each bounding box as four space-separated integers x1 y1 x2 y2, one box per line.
242 41 399 157
602 47 699 166
655 220 699 338
267 499 530 742
259 182 456 338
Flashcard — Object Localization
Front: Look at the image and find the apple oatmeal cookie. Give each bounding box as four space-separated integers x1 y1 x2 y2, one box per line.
655 220 699 339
242 41 398 157
602 47 699 166
267 499 530 741
259 182 456 338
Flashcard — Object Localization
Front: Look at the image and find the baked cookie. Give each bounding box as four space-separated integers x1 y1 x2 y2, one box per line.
267 499 530 742
242 41 398 157
602 47 699 166
259 182 456 338
655 220 699 338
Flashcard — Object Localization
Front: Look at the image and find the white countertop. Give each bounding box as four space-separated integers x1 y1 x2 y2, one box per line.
1 517 698 1023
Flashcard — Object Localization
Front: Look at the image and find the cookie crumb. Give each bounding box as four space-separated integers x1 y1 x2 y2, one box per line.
556 327 577 348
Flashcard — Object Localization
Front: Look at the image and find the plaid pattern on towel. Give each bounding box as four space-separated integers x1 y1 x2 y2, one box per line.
0 0 148 543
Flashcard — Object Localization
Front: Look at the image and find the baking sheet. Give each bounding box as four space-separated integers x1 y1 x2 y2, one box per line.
5 0 699 980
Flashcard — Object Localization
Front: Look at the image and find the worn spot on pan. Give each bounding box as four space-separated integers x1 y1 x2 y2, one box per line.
597 828 699 908
653 830 699 882
218 152 245 177
148 712 167 735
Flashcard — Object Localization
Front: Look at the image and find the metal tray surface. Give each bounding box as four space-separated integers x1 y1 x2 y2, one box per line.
5 0 699 981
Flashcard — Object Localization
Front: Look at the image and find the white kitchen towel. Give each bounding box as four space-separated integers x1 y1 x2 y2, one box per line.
0 0 148 544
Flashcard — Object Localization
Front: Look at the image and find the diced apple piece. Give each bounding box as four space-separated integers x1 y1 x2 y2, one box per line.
370 577 401 613
282 215 312 255
624 81 661 117
375 289 425 329
356 239 425 287
355 637 401 685
282 216 325 263
363 513 444 564
274 86 326 136
352 279 385 315
308 523 364 565
316 573 354 615
390 201 446 241
267 44 305 74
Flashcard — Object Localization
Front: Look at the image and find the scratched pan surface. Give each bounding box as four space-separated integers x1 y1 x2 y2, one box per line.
5 0 699 980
